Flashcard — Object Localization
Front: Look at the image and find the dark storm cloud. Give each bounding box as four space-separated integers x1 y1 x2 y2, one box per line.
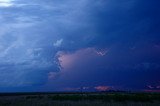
0 0 160 91
47 0 160 91
0 0 103 87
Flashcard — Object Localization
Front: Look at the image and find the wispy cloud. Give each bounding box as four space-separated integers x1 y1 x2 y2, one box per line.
53 39 63 47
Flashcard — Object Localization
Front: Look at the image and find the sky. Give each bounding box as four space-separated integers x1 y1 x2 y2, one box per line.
0 0 160 92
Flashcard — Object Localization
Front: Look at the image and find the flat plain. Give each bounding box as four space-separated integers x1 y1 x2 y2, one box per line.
0 92 159 106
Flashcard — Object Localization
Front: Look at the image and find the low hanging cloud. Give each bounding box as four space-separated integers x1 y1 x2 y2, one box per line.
46 47 111 90
48 47 108 80
94 86 111 91
56 47 109 70
61 86 113 92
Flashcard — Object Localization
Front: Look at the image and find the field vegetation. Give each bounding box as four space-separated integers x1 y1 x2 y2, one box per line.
0 92 159 106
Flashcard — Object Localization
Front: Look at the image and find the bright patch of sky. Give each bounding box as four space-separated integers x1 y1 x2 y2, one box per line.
0 0 14 7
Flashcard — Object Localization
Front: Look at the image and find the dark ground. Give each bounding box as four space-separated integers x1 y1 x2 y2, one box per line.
0 92 159 106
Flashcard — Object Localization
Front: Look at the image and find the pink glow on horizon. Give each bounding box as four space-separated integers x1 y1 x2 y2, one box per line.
94 86 111 91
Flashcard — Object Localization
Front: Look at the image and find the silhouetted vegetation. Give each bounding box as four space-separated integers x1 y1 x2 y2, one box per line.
0 92 159 106
47 93 160 102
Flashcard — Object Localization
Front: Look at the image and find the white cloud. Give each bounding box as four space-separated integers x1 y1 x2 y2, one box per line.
0 2 13 7
53 39 63 47
0 0 40 8
0 0 13 2
0 0 14 7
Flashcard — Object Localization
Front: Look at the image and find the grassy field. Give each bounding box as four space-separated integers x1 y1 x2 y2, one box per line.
0 92 159 106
